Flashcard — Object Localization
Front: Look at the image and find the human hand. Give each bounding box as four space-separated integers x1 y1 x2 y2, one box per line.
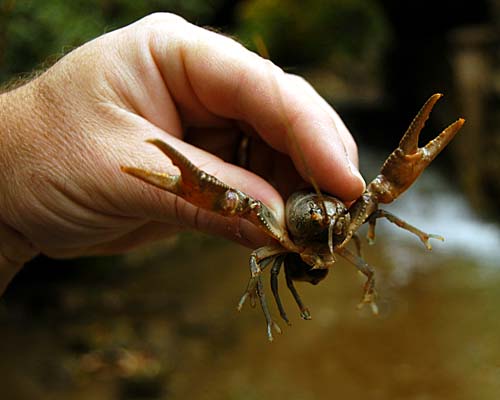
0 13 364 292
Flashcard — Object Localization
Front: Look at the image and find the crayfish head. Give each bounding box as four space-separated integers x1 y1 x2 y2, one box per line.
286 191 349 242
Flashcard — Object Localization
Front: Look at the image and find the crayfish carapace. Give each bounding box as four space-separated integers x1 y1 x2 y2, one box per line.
122 93 464 341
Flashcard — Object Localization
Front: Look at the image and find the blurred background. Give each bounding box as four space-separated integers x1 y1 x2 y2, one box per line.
1 0 500 399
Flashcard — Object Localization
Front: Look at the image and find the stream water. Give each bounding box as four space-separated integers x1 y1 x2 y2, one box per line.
1 155 499 400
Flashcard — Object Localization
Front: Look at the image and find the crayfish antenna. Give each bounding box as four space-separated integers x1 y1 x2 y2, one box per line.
327 219 339 261
256 35 331 230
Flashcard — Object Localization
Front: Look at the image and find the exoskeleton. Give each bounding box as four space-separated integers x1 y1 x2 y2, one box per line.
122 93 464 340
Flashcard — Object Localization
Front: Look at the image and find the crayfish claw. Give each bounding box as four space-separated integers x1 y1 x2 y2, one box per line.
399 93 443 154
120 166 181 194
121 139 232 210
423 118 465 161
368 94 465 205
123 140 295 249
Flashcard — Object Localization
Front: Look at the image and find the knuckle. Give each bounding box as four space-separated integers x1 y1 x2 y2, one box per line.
130 12 191 46
137 12 187 27
345 133 359 154
287 73 309 87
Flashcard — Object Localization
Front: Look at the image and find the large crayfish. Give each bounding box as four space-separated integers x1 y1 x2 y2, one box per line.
122 93 464 341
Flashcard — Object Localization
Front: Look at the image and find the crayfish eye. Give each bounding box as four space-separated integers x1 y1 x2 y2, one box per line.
334 213 350 235
308 201 324 223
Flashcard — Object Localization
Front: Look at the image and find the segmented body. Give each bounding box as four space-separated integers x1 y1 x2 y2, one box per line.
122 93 465 341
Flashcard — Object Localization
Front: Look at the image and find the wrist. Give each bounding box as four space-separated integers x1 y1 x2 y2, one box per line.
0 220 39 293
0 84 42 277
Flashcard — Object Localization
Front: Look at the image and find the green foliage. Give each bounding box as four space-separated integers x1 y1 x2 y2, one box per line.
236 0 390 75
0 0 391 89
0 0 225 83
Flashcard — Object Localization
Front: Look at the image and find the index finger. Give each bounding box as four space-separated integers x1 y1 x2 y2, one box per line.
146 14 366 201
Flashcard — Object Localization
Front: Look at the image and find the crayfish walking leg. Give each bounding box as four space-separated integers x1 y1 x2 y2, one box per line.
256 274 282 341
237 246 286 341
367 209 444 250
270 255 291 325
336 246 378 315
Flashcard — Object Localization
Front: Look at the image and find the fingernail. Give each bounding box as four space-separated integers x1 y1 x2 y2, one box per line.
348 159 366 191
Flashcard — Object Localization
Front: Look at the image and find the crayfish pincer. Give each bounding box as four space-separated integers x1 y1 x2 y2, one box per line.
121 93 464 341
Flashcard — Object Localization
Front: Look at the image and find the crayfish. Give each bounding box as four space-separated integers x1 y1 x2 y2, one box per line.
122 93 464 341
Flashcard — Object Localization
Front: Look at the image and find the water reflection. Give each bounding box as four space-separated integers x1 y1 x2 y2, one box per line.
387 171 500 267
361 147 500 264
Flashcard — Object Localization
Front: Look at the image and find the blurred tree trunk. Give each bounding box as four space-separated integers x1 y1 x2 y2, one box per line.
451 26 499 216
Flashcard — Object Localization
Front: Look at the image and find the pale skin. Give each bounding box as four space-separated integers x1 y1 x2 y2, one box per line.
0 13 365 295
